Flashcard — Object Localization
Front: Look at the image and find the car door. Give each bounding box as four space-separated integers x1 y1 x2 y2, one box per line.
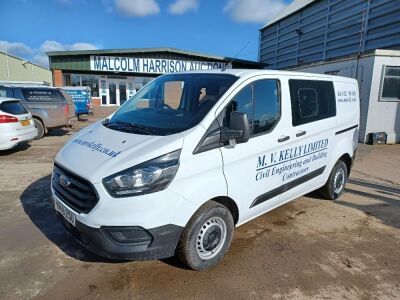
219 76 294 224
280 78 337 202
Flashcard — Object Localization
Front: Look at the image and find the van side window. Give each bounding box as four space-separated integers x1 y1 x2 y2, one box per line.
298 88 318 118
0 87 13 98
0 87 6 97
224 79 280 136
253 80 280 135
20 88 64 102
224 85 253 131
289 80 336 126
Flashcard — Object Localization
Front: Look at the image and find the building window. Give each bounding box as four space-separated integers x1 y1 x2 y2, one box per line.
62 73 100 97
380 66 400 102
81 75 99 97
289 80 336 126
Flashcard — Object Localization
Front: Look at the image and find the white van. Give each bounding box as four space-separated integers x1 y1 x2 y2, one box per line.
52 69 359 270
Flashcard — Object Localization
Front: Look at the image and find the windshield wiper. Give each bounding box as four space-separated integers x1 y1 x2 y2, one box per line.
103 120 155 135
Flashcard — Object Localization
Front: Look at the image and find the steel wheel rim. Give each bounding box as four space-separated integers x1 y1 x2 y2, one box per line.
196 216 227 260
333 168 345 194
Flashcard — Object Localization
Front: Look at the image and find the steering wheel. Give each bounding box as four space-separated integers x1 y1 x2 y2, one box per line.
163 103 173 109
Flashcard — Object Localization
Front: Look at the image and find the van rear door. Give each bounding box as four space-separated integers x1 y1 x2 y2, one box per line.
18 87 69 128
59 89 77 119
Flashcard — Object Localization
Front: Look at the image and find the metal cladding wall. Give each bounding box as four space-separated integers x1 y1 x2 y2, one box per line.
260 0 400 69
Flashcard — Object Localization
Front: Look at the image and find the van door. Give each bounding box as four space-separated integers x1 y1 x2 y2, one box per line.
219 77 294 224
16 87 69 128
280 78 336 201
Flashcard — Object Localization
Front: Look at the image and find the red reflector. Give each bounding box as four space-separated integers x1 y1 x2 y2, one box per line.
0 115 18 123
64 104 69 116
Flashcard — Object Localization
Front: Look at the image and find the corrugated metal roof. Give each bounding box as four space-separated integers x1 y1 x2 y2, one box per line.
0 50 50 70
46 47 262 66
261 0 316 30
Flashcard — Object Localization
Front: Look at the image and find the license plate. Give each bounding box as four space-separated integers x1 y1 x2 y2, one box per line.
55 198 76 227
20 119 31 126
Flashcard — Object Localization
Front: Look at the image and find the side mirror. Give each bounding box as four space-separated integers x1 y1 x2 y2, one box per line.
221 111 250 144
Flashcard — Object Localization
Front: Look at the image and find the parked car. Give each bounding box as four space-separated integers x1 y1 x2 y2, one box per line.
0 97 38 150
0 85 76 139
51 70 360 270
62 86 92 118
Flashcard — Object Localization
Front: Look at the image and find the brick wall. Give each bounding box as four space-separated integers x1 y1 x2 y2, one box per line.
53 70 63 87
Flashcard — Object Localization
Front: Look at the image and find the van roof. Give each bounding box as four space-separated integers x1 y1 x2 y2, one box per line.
177 68 356 82
0 84 60 89
0 97 20 104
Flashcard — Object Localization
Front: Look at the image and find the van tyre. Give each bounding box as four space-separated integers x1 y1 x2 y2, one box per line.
320 160 348 200
33 118 45 140
177 201 234 270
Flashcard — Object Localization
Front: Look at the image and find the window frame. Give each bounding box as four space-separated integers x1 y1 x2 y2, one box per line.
289 79 336 127
222 78 282 139
379 65 400 102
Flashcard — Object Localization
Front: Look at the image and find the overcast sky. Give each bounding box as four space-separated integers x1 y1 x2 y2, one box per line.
0 0 292 67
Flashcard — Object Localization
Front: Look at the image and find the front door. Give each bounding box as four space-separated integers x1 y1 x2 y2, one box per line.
219 76 292 224
107 80 128 106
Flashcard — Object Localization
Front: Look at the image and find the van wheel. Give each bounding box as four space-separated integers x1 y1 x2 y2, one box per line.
320 160 348 200
33 118 45 140
177 201 234 270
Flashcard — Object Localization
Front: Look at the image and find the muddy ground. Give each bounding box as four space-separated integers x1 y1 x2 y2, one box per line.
0 109 399 299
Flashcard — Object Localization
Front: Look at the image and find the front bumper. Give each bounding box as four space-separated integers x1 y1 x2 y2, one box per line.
57 212 183 260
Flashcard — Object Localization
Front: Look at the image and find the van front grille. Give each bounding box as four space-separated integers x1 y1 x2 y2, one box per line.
52 163 98 214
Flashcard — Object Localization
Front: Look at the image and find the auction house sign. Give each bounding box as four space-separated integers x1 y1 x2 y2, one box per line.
90 55 232 74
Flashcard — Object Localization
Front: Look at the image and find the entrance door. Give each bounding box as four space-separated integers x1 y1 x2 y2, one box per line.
107 79 128 106
119 82 127 105
108 80 117 105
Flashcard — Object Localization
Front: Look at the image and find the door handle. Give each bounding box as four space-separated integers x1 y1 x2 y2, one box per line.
296 130 307 137
278 135 290 143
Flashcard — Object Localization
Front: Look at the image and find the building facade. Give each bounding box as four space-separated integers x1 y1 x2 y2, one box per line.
48 48 262 107
259 0 400 143
0 51 52 85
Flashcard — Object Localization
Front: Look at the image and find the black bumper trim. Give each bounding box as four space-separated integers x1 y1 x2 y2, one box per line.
57 213 183 260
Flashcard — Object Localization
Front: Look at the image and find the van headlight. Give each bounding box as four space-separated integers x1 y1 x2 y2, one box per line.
103 149 181 197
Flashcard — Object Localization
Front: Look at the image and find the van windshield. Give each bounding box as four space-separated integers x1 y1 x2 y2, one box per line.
105 73 238 135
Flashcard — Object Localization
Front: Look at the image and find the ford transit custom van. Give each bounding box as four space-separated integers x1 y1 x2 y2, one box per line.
52 70 359 270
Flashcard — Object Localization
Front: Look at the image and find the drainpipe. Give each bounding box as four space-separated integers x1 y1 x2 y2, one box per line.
5 52 10 79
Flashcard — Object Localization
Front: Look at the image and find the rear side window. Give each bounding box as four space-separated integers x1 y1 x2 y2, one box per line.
20 88 65 102
0 101 28 115
289 80 336 126
0 87 12 98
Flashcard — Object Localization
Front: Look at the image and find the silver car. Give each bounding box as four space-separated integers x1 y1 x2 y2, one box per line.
0 85 76 139
0 97 38 150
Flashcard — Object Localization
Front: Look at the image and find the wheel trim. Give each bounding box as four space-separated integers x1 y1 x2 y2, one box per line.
333 168 345 194
196 217 227 260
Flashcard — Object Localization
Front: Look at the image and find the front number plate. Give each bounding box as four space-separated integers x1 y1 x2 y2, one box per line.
55 198 76 227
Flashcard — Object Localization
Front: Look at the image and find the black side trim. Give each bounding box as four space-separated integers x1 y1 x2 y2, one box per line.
335 125 358 135
250 166 326 208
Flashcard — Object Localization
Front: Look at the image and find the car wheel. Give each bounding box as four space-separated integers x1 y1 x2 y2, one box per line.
33 118 45 140
320 160 348 200
177 201 234 270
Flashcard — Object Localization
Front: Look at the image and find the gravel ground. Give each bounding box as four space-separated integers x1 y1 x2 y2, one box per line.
0 109 399 299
